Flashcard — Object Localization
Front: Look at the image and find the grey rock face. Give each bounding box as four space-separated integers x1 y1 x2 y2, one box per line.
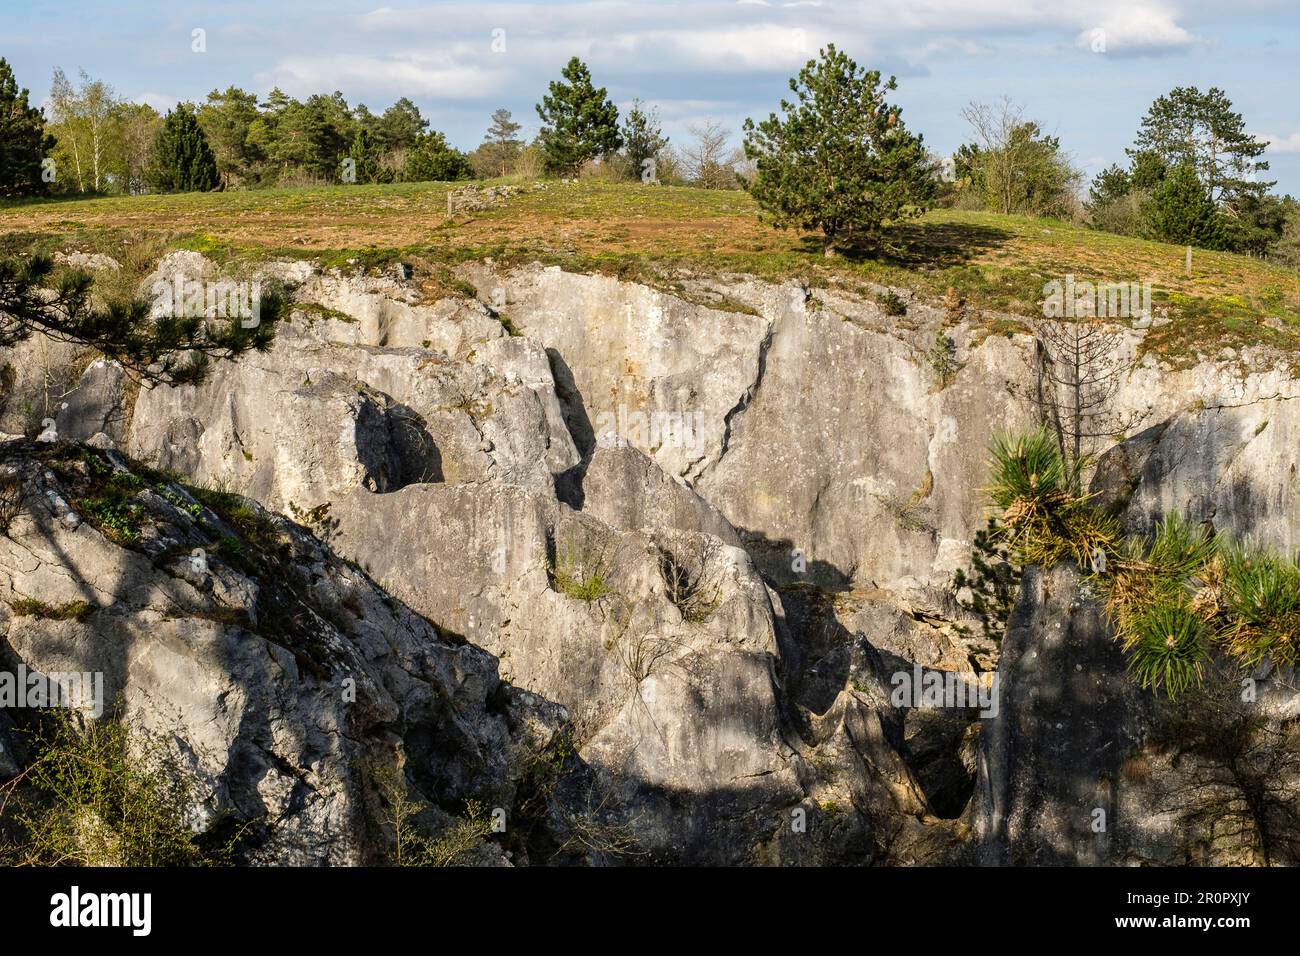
324 480 818 861
976 563 1300 866
1093 394 1300 553
0 336 89 438
17 250 1299 866
578 437 742 545
0 440 569 865
975 564 1148 865
461 263 1043 606
115 256 975 863
459 262 773 484
55 359 129 446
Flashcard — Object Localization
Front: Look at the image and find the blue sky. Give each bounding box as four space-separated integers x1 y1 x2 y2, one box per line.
3 0 1299 193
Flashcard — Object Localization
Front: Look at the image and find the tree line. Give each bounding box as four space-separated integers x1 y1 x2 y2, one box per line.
0 56 744 197
944 89 1298 261
1 51 1298 265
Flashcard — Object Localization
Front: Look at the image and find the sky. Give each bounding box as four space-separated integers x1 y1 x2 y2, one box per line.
2 0 1299 194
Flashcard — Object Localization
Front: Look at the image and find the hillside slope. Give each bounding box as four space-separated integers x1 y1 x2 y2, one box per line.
4 179 1300 365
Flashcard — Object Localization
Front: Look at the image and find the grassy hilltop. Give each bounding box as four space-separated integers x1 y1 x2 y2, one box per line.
3 178 1300 365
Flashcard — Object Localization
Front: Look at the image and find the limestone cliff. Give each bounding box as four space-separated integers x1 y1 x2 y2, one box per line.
2 250 1297 865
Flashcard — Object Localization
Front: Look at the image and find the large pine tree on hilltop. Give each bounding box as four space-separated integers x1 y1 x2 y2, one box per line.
742 45 936 256
0 58 55 198
536 57 622 175
147 105 220 193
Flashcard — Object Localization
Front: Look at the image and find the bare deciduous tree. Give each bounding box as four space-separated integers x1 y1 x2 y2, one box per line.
962 97 1029 215
1026 318 1150 486
681 119 736 190
961 97 1078 217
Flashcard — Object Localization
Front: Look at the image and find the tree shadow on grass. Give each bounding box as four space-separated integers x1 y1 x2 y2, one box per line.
797 219 1015 269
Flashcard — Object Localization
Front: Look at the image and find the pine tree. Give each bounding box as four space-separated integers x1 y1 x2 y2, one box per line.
481 108 522 177
1129 86 1271 210
347 127 379 184
374 97 427 153
535 58 622 175
266 93 349 181
952 518 1021 643
197 87 262 189
1144 162 1224 248
147 105 219 193
1088 164 1131 207
0 254 282 386
402 131 472 182
741 45 936 256
621 100 668 182
0 58 53 197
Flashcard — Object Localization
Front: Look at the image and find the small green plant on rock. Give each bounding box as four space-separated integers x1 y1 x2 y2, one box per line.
373 761 493 867
952 518 1021 643
2 709 232 866
185 483 279 551
7 597 92 620
877 289 907 316
548 538 613 601
986 428 1118 567
1217 545 1300 668
659 540 723 624
76 495 146 544
927 330 961 387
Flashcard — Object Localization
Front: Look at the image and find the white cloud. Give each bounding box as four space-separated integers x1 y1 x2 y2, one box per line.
130 0 1209 114
659 24 829 71
261 53 501 99
329 0 1203 71
1074 5 1199 55
1264 131 1300 155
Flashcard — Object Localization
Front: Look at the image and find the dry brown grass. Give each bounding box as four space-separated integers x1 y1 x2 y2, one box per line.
4 179 1299 363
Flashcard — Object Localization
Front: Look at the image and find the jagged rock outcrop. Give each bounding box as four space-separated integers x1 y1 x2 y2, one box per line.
577 437 742 545
130 255 578 502
113 255 961 863
976 563 1300 865
975 564 1149 865
55 359 129 446
461 263 1042 610
0 440 571 865
1093 391 1300 553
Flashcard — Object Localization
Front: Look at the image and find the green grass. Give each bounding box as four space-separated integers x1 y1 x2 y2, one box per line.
548 541 614 602
183 484 279 549
7 597 92 620
3 178 1299 363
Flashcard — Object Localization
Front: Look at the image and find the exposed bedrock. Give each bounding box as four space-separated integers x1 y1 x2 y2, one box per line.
8 249 1296 864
